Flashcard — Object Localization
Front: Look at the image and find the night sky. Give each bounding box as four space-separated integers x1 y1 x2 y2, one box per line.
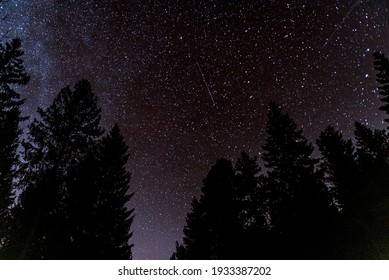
1 0 388 259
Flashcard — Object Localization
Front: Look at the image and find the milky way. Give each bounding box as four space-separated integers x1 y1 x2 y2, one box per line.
1 0 388 259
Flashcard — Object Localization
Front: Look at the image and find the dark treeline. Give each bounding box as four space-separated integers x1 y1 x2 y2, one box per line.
0 36 388 260
0 39 134 259
172 52 389 260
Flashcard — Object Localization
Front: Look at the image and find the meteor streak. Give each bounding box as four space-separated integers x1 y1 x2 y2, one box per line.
322 0 362 48
196 61 216 106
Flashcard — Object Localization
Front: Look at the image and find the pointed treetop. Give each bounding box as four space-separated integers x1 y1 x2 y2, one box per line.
263 101 314 170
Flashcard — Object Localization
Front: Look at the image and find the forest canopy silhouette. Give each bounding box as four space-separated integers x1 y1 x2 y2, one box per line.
0 37 388 259
172 51 389 260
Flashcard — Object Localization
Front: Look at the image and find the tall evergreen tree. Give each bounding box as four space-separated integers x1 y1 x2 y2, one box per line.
234 152 261 231
173 158 236 259
373 51 389 125
316 126 357 210
173 153 273 260
347 122 389 258
261 102 334 259
15 79 103 259
0 38 29 257
94 124 134 259
344 52 389 258
318 53 389 259
316 126 360 258
66 124 134 259
233 152 270 258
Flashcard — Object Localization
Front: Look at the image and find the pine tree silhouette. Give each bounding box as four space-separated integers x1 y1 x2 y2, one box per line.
317 126 357 210
0 38 29 258
316 126 359 258
373 51 389 125
233 152 270 259
16 80 103 259
342 51 389 258
66 124 134 259
173 158 236 259
94 124 134 259
173 153 275 260
348 122 389 258
262 102 334 259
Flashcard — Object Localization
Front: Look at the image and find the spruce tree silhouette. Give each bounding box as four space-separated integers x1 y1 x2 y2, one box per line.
173 153 274 260
16 80 103 259
0 38 29 258
317 126 358 210
339 52 389 258
348 122 389 258
316 126 359 258
94 124 134 259
373 51 389 125
173 158 236 259
233 152 270 259
261 102 334 259
66 124 134 259
327 53 389 259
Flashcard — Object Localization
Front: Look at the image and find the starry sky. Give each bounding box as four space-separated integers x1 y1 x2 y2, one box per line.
1 0 388 259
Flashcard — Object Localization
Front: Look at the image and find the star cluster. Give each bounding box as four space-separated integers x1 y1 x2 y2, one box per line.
1 0 388 259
